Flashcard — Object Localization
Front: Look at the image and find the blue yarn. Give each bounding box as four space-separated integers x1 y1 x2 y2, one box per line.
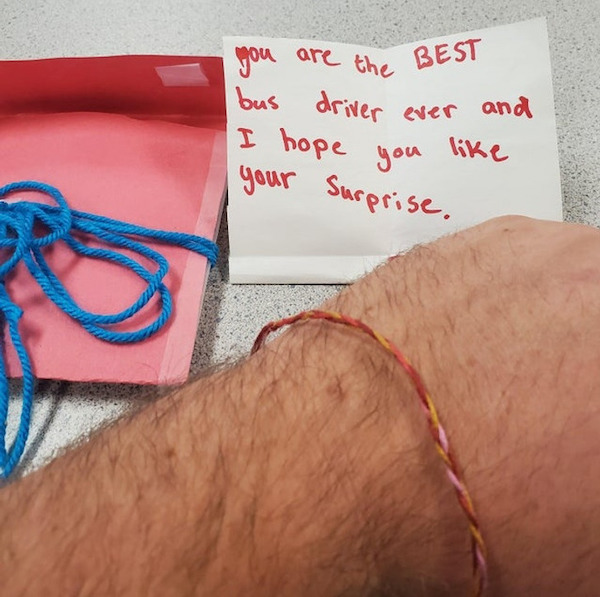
0 180 219 478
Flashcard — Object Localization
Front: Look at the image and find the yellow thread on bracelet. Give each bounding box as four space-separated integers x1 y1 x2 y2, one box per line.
252 309 487 596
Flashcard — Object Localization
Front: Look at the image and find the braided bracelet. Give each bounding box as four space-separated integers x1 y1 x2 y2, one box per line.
252 309 487 596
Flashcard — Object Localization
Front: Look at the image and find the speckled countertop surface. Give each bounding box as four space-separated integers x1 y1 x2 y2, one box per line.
1 0 598 475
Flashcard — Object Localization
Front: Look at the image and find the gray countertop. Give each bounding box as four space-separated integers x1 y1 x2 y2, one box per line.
1 0 599 475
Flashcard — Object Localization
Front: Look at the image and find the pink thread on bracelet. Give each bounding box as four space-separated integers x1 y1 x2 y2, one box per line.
252 309 487 596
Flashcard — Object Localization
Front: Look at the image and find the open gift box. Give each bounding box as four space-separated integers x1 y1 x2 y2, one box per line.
0 55 227 385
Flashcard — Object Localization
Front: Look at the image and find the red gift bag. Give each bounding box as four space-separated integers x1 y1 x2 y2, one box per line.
0 55 227 384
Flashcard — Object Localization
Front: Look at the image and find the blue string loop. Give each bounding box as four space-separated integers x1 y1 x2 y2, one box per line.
0 181 219 478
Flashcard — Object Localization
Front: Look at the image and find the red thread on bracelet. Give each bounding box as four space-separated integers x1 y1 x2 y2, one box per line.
253 309 487 596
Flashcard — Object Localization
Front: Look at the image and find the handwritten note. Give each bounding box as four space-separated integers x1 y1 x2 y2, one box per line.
224 18 562 283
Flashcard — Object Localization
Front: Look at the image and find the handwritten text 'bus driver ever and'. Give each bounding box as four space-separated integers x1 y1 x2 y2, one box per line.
232 39 534 219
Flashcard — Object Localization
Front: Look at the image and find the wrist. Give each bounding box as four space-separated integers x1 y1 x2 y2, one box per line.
197 315 472 595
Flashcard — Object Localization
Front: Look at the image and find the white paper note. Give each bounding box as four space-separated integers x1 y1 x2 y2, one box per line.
224 18 562 283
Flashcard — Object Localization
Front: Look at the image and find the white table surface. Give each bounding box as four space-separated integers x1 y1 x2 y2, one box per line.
1 0 598 476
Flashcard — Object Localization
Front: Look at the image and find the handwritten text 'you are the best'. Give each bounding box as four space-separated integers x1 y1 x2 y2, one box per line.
233 39 535 220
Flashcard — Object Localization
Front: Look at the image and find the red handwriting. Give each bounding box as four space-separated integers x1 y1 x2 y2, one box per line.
296 47 341 66
354 54 394 78
482 96 533 118
280 128 346 161
316 90 383 123
239 165 296 196
449 136 508 162
237 127 255 148
235 46 276 78
326 174 449 218
414 38 482 70
377 144 422 173
404 103 458 121
236 86 279 111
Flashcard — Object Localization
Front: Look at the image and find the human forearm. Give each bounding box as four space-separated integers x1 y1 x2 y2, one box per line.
2 216 600 596
0 313 469 596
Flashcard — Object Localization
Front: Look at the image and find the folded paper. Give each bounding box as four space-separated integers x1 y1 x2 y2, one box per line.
224 19 562 283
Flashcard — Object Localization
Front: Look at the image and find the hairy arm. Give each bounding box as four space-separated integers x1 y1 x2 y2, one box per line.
1 216 599 596
0 320 464 596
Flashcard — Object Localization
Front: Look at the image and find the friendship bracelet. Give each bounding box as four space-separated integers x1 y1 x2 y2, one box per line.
252 309 487 596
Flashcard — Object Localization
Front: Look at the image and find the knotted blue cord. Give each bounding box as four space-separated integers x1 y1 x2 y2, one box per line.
0 180 219 478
